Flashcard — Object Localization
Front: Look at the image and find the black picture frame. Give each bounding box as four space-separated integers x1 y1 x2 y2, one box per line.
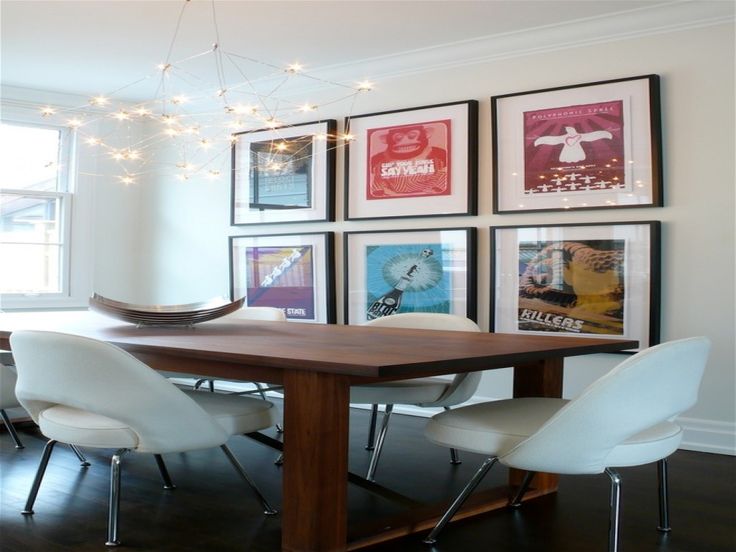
492 75 662 214
229 231 336 323
490 221 661 351
231 120 337 225
344 100 478 220
344 227 477 325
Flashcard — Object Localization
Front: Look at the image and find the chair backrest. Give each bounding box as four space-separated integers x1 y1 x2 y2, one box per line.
363 313 483 406
501 337 710 474
227 306 287 322
0 363 22 409
10 330 229 454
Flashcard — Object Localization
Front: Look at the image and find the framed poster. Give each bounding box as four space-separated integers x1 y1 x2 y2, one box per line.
231 120 336 225
345 228 476 325
492 75 662 213
230 232 335 323
491 221 660 351
344 100 478 220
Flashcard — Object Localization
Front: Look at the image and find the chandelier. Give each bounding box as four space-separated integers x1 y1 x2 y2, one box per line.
36 0 373 185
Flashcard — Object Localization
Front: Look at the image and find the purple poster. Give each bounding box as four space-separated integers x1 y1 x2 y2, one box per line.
523 100 625 194
245 246 315 320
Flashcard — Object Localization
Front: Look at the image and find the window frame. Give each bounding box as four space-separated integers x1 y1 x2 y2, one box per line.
1 107 91 310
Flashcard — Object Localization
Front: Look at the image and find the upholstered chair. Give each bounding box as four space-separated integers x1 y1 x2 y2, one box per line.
11 330 280 547
351 313 483 481
422 337 710 552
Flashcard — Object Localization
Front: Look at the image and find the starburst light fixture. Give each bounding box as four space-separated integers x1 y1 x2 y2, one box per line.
36 0 374 185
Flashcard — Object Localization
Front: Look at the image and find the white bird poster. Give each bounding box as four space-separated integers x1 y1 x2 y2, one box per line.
523 100 625 195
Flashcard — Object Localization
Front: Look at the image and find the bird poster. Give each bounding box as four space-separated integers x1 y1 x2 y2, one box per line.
245 245 315 320
365 119 451 200
523 100 625 195
517 239 625 335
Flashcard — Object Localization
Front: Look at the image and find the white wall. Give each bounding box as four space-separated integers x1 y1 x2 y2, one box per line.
5 20 731 452
131 22 735 454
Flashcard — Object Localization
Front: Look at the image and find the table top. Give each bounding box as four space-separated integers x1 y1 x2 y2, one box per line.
0 311 637 378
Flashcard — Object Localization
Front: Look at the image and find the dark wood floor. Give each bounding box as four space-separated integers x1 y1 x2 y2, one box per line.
1 405 734 552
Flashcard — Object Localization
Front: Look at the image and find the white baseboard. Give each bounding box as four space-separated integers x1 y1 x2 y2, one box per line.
678 417 736 456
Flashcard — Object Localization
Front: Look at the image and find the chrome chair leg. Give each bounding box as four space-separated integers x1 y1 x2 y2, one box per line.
657 458 671 532
424 457 498 544
220 444 278 515
193 378 215 392
1 408 24 449
509 471 536 508
366 404 393 481
21 439 57 514
365 404 379 450
606 468 622 552
106 449 129 547
274 453 284 466
443 407 461 465
254 383 283 432
69 444 91 467
154 454 176 489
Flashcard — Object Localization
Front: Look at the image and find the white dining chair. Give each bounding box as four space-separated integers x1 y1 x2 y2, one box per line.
350 313 483 481
422 337 711 551
10 330 280 547
1 362 25 449
179 306 286 398
1 361 91 466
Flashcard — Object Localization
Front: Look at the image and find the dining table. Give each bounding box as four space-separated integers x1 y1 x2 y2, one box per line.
0 311 637 552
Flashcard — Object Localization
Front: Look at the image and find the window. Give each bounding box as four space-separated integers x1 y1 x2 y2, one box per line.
0 120 75 302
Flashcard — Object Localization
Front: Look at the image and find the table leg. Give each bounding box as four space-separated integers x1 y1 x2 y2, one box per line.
282 369 350 552
510 357 564 492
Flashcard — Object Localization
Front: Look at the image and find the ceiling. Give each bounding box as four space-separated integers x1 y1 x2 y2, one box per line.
1 0 688 101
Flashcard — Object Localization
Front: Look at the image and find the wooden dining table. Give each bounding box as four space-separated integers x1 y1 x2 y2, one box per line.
0 311 637 552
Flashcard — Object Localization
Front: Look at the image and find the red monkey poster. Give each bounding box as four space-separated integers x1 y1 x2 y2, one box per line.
366 119 451 200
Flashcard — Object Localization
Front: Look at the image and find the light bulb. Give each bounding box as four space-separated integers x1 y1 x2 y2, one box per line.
357 81 373 91
40 106 56 117
90 96 109 106
286 63 303 74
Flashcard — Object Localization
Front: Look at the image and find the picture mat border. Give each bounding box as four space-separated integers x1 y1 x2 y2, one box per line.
490 220 661 352
231 119 337 225
492 74 662 214
344 227 477 325
229 231 336 323
344 100 478 221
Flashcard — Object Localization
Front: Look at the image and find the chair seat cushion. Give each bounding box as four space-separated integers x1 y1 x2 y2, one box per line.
183 391 277 436
426 397 568 456
350 378 449 406
39 405 138 449
427 397 684 470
